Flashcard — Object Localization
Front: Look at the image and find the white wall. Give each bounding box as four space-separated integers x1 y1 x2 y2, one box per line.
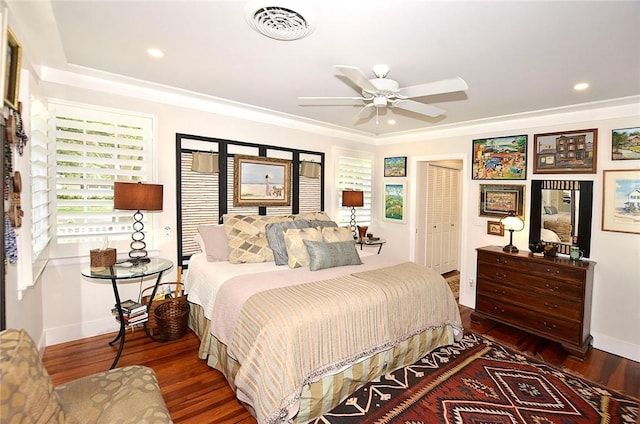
373 104 640 361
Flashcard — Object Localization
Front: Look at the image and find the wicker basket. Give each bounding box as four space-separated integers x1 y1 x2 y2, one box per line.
142 283 186 337
153 299 190 341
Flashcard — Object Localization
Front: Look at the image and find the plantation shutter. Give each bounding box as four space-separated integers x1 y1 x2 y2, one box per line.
52 102 154 250
337 155 372 227
30 98 51 267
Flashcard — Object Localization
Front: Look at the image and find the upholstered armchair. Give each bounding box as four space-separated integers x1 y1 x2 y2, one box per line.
0 328 173 423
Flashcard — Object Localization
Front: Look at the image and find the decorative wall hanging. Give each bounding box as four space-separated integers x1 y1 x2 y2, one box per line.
4 28 21 110
486 220 504 236
383 182 406 223
479 184 525 218
533 129 597 174
611 127 640 160
233 155 292 206
602 169 640 235
472 135 527 180
384 157 407 177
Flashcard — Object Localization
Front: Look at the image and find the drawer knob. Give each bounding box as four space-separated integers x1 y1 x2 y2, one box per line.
493 306 505 314
544 302 559 310
543 321 557 329
493 288 506 295
545 283 560 292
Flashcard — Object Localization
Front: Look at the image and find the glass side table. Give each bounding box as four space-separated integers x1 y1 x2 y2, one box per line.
81 258 173 369
356 238 386 254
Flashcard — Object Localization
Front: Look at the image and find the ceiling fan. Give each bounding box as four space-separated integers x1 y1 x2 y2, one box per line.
299 64 468 124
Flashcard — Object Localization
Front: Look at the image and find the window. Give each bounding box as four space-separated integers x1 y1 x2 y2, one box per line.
336 153 373 228
51 101 155 257
30 98 51 279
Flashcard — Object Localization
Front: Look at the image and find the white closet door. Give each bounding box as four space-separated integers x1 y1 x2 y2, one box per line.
425 164 460 274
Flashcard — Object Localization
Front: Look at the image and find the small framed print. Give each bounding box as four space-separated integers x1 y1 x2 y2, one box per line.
383 182 406 223
487 221 504 236
602 169 640 235
233 155 292 206
533 129 597 174
4 28 22 110
472 135 527 180
612 127 640 160
384 157 407 177
479 184 525 218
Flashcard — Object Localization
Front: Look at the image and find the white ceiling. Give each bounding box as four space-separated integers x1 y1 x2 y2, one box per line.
9 0 640 137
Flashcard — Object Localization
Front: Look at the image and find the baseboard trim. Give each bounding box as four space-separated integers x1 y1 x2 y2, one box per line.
592 331 640 363
45 317 119 346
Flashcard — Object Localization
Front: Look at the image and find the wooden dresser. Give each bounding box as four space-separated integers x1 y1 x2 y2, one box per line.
472 245 595 358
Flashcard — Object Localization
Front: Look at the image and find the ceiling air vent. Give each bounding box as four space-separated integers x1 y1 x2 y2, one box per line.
246 3 313 41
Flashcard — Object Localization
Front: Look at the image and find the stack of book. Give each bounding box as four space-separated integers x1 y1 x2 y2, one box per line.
112 299 148 326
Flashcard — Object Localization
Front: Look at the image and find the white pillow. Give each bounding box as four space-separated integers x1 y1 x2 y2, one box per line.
197 224 230 262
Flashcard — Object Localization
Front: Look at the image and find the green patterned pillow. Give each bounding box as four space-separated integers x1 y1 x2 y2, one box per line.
303 240 363 271
284 227 322 268
321 226 354 242
0 329 65 424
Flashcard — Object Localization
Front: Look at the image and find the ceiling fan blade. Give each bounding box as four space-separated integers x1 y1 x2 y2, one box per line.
334 65 377 93
298 96 364 106
398 77 468 98
393 100 446 117
352 103 375 123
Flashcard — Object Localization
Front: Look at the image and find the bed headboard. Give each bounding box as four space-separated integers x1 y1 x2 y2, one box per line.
176 133 326 268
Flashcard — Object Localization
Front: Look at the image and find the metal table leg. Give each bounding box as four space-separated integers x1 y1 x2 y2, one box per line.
108 277 125 369
143 271 166 341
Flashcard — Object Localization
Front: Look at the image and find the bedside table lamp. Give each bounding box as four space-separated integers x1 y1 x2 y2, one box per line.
501 212 525 253
342 190 364 239
114 182 163 263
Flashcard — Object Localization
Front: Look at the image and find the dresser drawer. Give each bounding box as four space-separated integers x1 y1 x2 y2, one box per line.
476 295 581 344
477 279 582 321
477 264 584 300
478 250 585 283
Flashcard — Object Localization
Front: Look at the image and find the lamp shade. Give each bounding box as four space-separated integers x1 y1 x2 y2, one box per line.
342 190 364 207
300 160 321 178
114 182 163 211
501 214 524 231
191 152 219 173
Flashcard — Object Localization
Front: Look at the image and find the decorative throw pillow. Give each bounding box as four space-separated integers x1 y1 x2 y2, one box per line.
0 329 65 424
293 211 332 222
321 226 354 243
305 219 338 229
544 206 558 215
265 220 311 265
303 240 363 271
223 214 291 263
197 224 230 262
284 227 322 268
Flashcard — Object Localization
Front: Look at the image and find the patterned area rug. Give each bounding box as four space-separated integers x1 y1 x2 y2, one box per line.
313 333 639 424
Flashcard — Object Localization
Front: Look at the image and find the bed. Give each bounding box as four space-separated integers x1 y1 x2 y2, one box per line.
542 206 573 242
185 213 463 424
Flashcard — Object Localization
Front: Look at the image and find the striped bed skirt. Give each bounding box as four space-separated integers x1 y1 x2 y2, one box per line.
188 302 457 423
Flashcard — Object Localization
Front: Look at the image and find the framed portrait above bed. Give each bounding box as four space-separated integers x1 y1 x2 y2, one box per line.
479 184 525 218
472 135 527 180
533 129 597 174
233 155 292 206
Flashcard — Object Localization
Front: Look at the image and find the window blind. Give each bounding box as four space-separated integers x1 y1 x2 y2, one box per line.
337 155 372 227
52 102 154 249
30 98 51 266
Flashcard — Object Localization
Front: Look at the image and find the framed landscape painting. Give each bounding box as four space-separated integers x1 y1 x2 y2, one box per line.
533 129 597 174
472 135 527 180
479 184 525 218
384 157 407 177
233 155 291 206
612 127 640 160
602 169 640 235
384 182 406 222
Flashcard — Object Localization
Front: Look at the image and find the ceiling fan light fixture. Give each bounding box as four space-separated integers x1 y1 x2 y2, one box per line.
245 1 313 41
372 64 390 78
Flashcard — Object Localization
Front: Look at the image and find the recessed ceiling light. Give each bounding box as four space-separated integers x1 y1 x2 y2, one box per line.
146 48 165 58
574 82 589 91
387 119 396 125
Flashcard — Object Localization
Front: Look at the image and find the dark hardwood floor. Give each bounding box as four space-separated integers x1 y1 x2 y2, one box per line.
42 305 639 423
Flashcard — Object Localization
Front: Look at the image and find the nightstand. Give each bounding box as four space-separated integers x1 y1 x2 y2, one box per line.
81 258 173 369
356 238 386 254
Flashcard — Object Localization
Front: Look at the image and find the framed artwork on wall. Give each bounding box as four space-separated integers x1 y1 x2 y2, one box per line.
487 221 504 236
533 129 598 174
233 155 292 206
612 127 640 160
383 182 406 222
602 169 640 235
384 157 407 177
479 184 525 218
472 135 527 180
4 28 22 110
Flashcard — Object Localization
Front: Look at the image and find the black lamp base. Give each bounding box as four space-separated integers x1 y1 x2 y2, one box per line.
502 244 519 253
